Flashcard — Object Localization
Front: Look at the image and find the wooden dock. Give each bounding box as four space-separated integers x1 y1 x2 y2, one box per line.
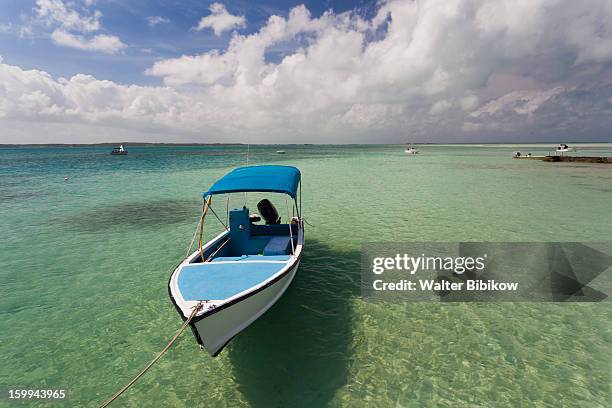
514 155 611 163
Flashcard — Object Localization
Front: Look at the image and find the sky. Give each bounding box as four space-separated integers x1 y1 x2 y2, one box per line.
0 0 611 144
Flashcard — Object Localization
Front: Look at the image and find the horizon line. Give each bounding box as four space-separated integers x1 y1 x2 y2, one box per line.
2 141 611 147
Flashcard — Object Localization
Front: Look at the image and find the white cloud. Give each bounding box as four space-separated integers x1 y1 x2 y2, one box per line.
51 30 126 54
0 23 13 33
194 3 246 36
430 100 452 115
0 22 35 39
459 95 479 111
147 16 170 27
462 122 481 132
471 87 569 117
2 0 612 143
35 0 101 33
145 50 238 86
32 0 126 54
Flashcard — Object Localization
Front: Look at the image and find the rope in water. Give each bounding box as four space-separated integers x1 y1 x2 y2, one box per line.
303 218 315 228
101 187 236 407
98 301 204 408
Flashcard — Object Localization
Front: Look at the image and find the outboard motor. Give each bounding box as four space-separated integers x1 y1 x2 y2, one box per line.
257 199 281 224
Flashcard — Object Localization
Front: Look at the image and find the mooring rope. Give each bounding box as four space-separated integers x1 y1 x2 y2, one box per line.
187 200 229 257
303 218 315 228
207 204 228 231
98 301 205 408
186 211 203 256
100 192 230 407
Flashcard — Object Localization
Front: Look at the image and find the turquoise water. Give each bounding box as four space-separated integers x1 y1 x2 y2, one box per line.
1 145 611 407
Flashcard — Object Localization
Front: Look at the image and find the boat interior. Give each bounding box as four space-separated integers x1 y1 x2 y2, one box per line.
177 203 299 301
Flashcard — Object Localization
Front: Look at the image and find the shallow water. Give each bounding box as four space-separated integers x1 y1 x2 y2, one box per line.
1 144 611 407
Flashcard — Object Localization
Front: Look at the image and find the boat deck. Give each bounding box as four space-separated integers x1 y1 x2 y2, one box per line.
177 256 291 301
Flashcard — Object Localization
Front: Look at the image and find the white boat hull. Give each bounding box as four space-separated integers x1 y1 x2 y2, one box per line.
169 223 304 356
192 260 299 356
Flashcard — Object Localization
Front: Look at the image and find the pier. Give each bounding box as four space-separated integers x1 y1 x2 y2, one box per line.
514 155 611 163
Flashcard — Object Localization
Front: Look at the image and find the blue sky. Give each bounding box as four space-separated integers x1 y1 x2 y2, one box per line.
0 0 611 144
0 0 377 85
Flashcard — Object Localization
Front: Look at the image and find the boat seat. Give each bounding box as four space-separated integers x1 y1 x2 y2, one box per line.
263 236 292 256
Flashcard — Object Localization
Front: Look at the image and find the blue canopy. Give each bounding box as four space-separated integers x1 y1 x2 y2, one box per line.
204 165 301 198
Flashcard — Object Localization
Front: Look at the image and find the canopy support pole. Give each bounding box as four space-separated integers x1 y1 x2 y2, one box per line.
286 196 295 255
226 194 231 226
199 196 212 263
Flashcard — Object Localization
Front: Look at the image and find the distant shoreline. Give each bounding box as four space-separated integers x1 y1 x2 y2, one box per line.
1 142 611 148
0 142 245 147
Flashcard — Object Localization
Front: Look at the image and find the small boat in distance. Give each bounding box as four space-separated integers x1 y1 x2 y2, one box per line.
514 152 532 158
555 143 576 154
276 150 286 154
168 165 304 356
110 144 128 155
405 144 419 154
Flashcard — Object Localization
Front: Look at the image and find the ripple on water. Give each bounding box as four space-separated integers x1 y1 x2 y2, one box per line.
2 145 611 407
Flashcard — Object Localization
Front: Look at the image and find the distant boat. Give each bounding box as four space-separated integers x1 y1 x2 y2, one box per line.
555 143 576 154
404 144 419 154
168 165 304 356
110 144 128 155
276 150 286 154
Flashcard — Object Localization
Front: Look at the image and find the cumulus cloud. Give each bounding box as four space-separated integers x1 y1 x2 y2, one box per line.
35 0 101 32
0 55 248 138
430 100 453 115
32 0 126 53
194 3 246 36
51 30 126 54
471 87 569 117
2 0 612 143
147 16 170 27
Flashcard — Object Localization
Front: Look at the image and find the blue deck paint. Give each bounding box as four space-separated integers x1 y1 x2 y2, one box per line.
177 261 287 301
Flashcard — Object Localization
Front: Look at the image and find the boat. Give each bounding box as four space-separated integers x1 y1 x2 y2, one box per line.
405 144 419 154
110 144 128 155
168 165 304 356
555 143 576 154
514 152 532 158
276 150 286 154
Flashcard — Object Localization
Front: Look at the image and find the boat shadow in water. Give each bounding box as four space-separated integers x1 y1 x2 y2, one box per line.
228 238 360 407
